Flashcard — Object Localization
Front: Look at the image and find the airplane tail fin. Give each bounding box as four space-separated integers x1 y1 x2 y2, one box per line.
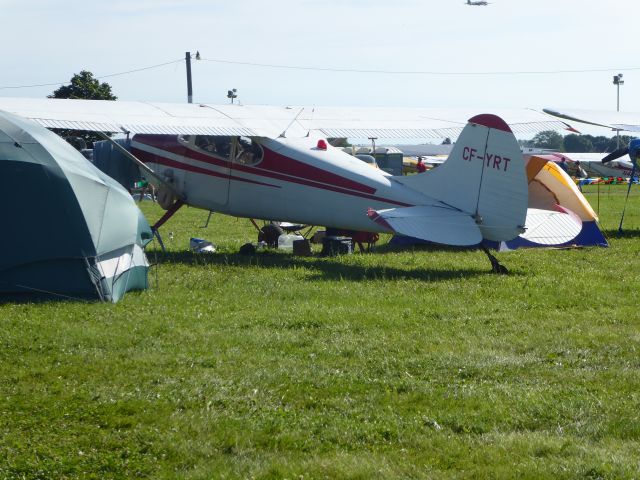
394 114 528 242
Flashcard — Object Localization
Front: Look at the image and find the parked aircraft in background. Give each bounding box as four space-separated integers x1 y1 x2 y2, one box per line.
544 107 640 232
601 139 640 167
467 0 489 5
543 107 640 174
533 152 635 178
0 98 583 272
543 108 640 134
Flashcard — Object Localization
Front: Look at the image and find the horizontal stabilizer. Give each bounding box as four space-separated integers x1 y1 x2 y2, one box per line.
368 205 482 246
520 207 582 245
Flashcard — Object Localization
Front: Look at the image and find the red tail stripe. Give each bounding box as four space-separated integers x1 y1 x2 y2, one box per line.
468 114 512 133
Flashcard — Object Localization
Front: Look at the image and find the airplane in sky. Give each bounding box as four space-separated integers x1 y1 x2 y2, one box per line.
466 0 489 6
0 98 583 272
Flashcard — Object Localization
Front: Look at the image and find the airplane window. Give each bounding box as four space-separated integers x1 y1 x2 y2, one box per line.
235 136 263 166
195 135 216 152
193 135 232 159
212 136 232 159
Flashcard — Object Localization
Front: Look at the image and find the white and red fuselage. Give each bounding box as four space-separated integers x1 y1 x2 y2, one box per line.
131 133 430 232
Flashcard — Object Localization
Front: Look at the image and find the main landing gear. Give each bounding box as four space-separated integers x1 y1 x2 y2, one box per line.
151 199 185 251
481 245 508 275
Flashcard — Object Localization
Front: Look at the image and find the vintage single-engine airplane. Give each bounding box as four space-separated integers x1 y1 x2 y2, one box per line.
0 98 582 272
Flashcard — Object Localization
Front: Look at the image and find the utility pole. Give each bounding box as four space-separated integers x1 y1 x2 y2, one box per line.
185 51 193 103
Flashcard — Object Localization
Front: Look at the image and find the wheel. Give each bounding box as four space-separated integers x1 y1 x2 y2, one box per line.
258 223 284 248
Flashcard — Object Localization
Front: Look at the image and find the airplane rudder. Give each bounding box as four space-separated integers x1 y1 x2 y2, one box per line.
396 116 501 213
475 118 528 240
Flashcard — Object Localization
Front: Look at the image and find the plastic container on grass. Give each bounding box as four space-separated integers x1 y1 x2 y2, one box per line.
278 233 304 250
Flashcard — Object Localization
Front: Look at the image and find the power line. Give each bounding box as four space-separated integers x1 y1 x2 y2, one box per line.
0 58 183 90
200 56 640 76
97 58 183 79
3 55 640 91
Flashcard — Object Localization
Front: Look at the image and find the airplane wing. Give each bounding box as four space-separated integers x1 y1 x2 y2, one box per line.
0 97 295 137
543 108 640 133
0 97 572 140
534 152 608 163
293 106 570 139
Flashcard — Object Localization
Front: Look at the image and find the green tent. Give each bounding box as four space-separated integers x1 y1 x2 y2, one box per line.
0 110 152 302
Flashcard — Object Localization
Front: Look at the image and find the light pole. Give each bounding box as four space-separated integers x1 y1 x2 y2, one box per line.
613 73 624 147
368 136 377 155
613 73 624 111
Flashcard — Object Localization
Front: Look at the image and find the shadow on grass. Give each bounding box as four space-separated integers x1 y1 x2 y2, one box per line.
0 245 513 304
0 292 94 305
601 228 640 239
148 243 512 283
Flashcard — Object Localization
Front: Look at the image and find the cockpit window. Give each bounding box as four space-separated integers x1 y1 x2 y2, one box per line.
235 136 263 166
213 137 233 159
188 135 233 159
195 135 215 152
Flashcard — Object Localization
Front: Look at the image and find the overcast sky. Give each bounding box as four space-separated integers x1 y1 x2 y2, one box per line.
1 0 638 137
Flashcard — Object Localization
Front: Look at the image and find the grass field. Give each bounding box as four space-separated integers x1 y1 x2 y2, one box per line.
2 184 640 479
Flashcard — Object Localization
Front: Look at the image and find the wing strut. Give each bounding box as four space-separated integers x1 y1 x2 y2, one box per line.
97 132 185 202
97 132 187 251
279 107 306 138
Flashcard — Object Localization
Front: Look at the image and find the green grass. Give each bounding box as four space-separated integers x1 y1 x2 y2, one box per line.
2 184 640 479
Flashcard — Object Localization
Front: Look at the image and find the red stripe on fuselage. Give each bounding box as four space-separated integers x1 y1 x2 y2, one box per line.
133 135 377 194
259 148 377 195
132 135 411 207
135 150 280 188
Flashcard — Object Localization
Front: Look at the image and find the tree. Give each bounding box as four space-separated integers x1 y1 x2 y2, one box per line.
563 134 593 153
522 131 630 154
49 70 116 101
610 135 634 152
589 135 613 152
48 70 117 147
529 130 564 151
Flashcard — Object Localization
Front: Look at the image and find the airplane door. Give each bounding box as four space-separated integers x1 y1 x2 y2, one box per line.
180 135 231 209
228 136 274 216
